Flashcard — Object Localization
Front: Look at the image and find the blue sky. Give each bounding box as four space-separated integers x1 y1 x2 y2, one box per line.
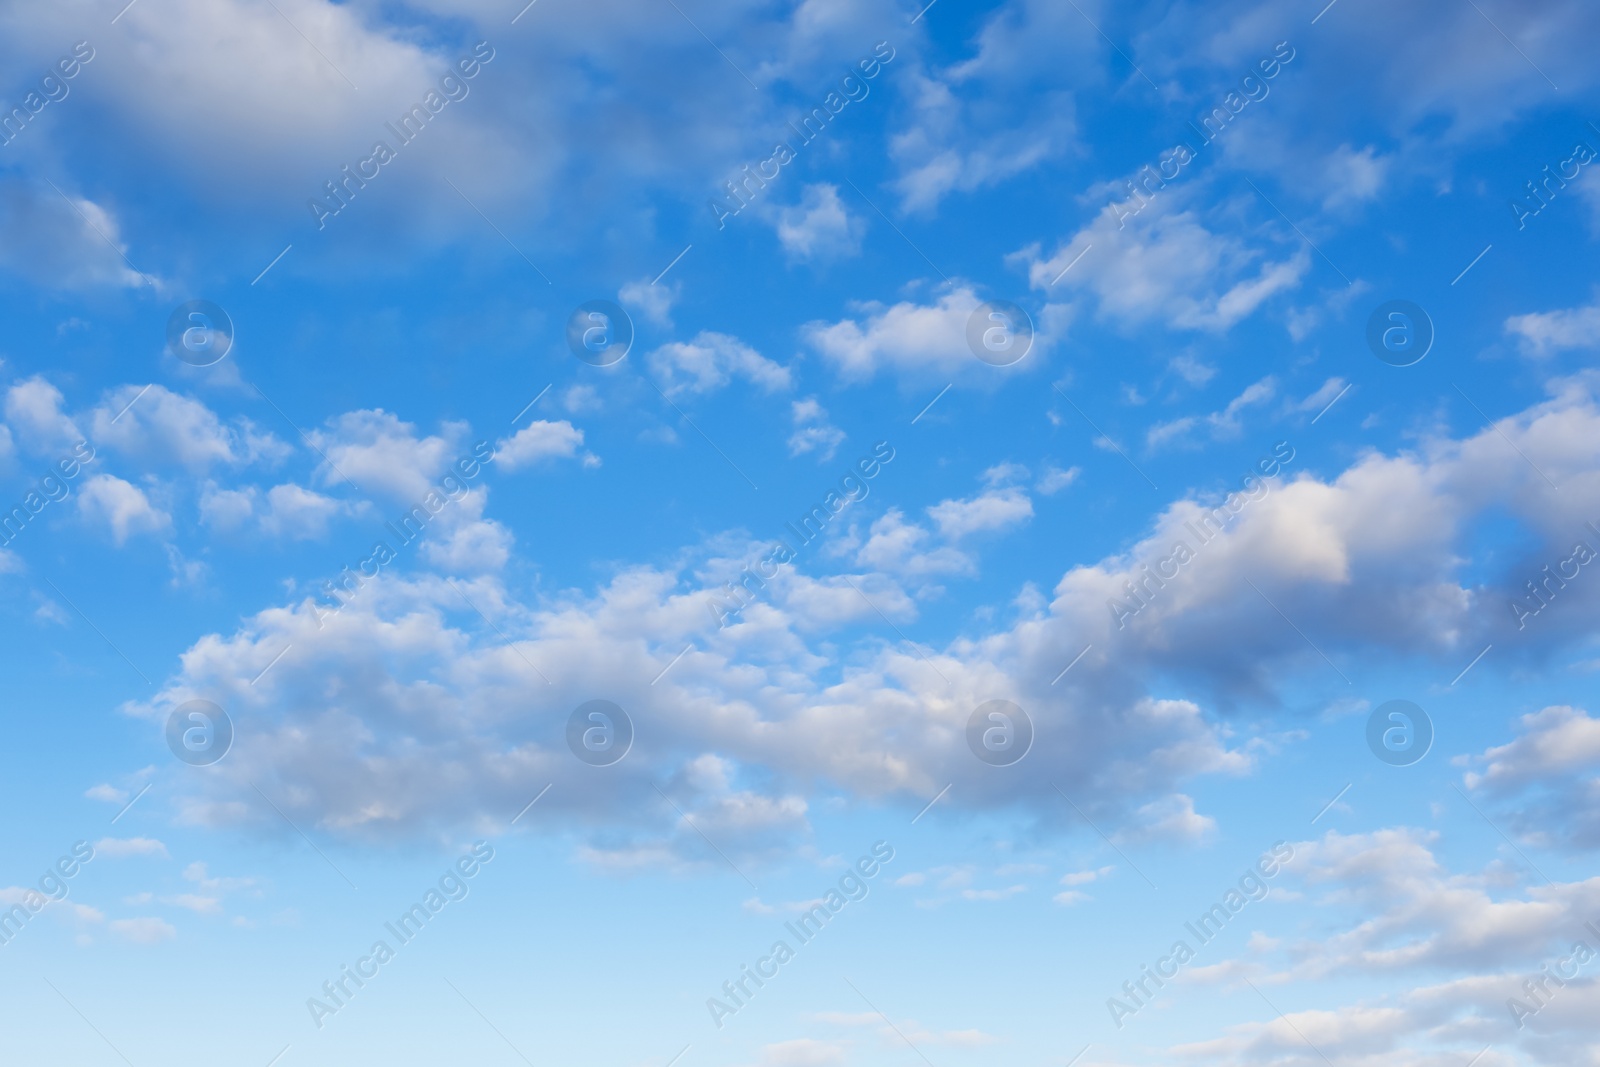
2 0 1600 1064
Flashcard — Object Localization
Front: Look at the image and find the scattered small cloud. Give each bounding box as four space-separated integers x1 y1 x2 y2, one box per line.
93 837 169 859
787 398 845 461
109 917 176 944
85 784 127 805
1037 465 1080 494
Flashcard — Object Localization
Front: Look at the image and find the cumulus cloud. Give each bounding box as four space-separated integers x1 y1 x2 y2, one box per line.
202 483 355 541
124 537 1245 864
850 509 974 581
1464 705 1600 850
787 398 845 461
648 332 791 397
1016 188 1311 333
1163 825 1600 1067
418 489 513 573
618 277 677 329
774 184 863 262
927 485 1033 539
110 377 1600 873
0 0 909 260
805 286 1055 382
0 0 524 246
493 420 590 471
309 409 469 502
77 474 170 544
806 287 975 381
256 484 353 540
1319 143 1392 210
1120 792 1217 843
4 377 83 455
1505 297 1600 358
91 385 286 471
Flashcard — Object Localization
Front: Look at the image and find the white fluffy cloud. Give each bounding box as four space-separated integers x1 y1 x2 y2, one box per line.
806 287 976 381
494 420 590 471
4 377 83 455
1018 188 1312 333
618 276 677 329
648 332 791 397
0 0 915 270
1465 705 1600 850
91 385 286 471
418 488 513 573
127 540 1244 863
927 485 1033 539
1506 297 1600 358
805 285 1055 382
850 509 974 581
116 377 1600 875
1319 143 1392 210
1166 825 1600 1067
201 482 356 542
261 484 349 540
774 183 863 262
308 409 468 502
787 398 846 461
76 474 170 544
0 0 499 223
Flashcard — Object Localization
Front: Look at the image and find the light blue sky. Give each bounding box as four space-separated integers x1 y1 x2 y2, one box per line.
2 1 1599 1065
